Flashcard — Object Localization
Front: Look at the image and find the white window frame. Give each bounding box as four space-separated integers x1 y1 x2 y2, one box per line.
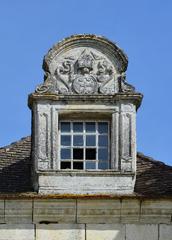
58 120 110 170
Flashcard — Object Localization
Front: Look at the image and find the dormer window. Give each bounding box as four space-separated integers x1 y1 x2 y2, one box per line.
29 34 143 194
59 121 109 170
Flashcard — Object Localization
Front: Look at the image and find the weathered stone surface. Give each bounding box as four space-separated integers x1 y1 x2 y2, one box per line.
126 224 158 240
35 34 134 95
140 200 172 223
0 224 34 240
38 174 135 194
33 199 76 223
121 199 140 223
45 47 116 95
77 200 120 223
36 224 85 240
5 200 32 223
0 200 4 223
29 34 142 195
86 224 125 240
159 224 172 240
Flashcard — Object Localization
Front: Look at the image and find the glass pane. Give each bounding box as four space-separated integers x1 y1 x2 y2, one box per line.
73 148 84 160
98 135 108 147
98 148 108 161
61 148 71 160
98 161 108 169
73 122 83 132
98 122 108 133
73 162 83 170
86 122 96 132
61 122 70 132
61 135 71 146
73 135 83 146
86 161 96 169
86 148 96 160
61 162 71 169
86 135 96 146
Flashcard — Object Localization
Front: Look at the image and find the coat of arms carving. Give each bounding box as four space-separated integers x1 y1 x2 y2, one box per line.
35 41 135 95
54 49 114 94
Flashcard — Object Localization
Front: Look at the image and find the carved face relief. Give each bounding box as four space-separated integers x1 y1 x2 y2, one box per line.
49 47 116 95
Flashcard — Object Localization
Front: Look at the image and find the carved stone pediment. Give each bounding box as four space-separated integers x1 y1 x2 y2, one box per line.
36 35 135 95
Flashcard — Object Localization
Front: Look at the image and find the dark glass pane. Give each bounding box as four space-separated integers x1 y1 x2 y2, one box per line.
61 135 71 146
73 122 83 132
86 135 96 146
61 148 71 160
98 135 108 147
73 135 83 146
98 161 108 169
61 122 70 132
98 148 108 161
86 148 96 160
86 161 96 169
86 122 96 132
73 162 83 169
61 162 71 169
73 148 84 160
98 122 108 133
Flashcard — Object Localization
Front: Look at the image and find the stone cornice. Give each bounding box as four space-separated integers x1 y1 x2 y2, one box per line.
28 92 143 110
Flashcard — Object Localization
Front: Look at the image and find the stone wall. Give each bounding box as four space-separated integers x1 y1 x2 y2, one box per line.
0 198 172 239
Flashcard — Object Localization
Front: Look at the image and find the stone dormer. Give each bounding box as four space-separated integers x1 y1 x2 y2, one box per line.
28 34 143 194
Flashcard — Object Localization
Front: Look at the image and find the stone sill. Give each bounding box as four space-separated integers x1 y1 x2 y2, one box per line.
36 170 135 177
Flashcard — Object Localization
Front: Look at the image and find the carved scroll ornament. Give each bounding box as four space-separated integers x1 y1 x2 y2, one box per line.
35 44 135 95
55 49 115 94
36 49 117 95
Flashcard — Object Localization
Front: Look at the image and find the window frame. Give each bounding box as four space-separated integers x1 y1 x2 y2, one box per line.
58 120 111 171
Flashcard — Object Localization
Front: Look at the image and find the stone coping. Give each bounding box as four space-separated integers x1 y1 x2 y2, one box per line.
0 193 172 200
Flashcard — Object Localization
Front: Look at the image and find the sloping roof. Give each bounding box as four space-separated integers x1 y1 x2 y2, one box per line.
136 153 172 197
0 137 32 193
0 136 172 197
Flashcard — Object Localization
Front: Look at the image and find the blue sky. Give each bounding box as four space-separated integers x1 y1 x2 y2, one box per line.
0 0 172 165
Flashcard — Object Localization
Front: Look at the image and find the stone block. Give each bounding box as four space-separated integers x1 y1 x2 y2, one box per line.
159 224 172 240
36 224 85 240
86 224 125 240
5 200 32 223
38 174 135 195
126 224 158 240
0 200 4 223
77 199 120 223
140 200 172 223
121 199 140 223
33 199 76 223
0 224 34 240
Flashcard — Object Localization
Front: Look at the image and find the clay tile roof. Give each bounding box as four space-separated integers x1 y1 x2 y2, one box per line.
0 136 32 193
135 152 172 197
0 136 172 197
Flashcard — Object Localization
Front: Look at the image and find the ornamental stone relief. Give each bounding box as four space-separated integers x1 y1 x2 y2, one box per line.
35 35 135 95
56 49 115 94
